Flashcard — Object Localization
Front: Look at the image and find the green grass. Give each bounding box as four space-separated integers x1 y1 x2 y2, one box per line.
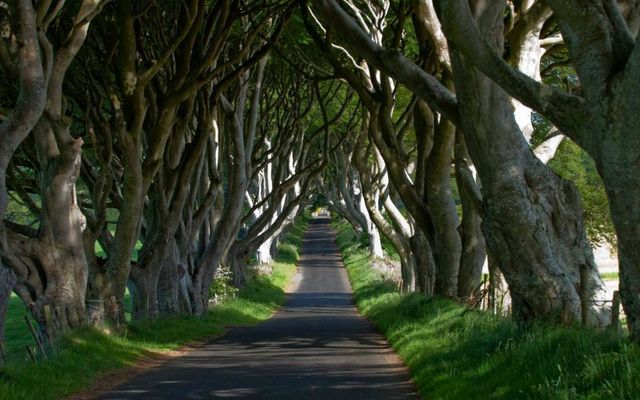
0 217 307 400
3 295 34 363
3 289 132 362
600 272 619 281
334 219 640 400
274 212 310 265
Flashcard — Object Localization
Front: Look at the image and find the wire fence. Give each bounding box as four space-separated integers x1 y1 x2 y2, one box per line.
86 298 133 327
467 280 629 330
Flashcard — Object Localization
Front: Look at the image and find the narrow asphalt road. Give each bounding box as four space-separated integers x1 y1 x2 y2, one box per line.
99 217 418 399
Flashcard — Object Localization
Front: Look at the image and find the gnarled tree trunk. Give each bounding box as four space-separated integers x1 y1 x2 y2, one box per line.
0 0 46 337
454 132 486 299
447 2 606 324
26 118 89 331
424 114 461 297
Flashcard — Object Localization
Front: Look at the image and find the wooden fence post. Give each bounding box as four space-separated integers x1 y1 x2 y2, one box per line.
488 271 495 314
25 346 36 362
610 290 621 333
54 306 62 331
43 304 54 341
24 315 47 359
108 296 120 328
0 340 6 364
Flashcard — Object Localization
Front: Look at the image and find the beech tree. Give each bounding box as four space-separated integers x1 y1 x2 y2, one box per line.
67 1 293 320
66 0 205 322
0 0 46 339
434 0 640 340
227 65 346 285
312 0 608 325
1 0 105 335
304 2 449 296
328 144 385 260
349 117 418 292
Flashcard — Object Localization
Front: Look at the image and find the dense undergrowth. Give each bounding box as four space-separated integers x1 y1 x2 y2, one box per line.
0 217 307 400
334 219 639 400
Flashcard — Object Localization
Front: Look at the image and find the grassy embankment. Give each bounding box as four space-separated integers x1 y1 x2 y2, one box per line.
334 219 639 400
0 216 308 400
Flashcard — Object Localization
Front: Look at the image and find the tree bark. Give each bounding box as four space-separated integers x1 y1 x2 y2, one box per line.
29 118 89 330
411 231 436 295
192 94 253 315
353 138 416 292
454 132 486 299
424 113 461 297
0 0 46 334
315 0 607 325
1 0 106 330
155 240 186 315
436 0 632 329
0 267 16 341
595 79 640 337
357 186 384 259
447 1 605 324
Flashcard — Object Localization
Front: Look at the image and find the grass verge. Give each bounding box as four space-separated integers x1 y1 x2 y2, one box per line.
334 219 639 400
0 216 308 400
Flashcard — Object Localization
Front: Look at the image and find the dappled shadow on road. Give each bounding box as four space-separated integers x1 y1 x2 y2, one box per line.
102 327 416 400
297 257 344 268
103 292 415 396
301 217 339 252
282 292 354 308
105 360 415 400
100 218 417 400
298 218 347 269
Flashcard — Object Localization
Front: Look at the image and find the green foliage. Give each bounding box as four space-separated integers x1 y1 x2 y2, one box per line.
311 193 327 209
5 192 39 228
600 272 619 281
2 294 34 363
334 219 639 400
358 232 371 249
273 211 309 265
275 243 300 266
380 233 400 261
548 140 616 248
533 62 616 249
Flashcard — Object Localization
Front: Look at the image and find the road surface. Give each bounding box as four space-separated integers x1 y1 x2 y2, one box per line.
99 217 418 399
